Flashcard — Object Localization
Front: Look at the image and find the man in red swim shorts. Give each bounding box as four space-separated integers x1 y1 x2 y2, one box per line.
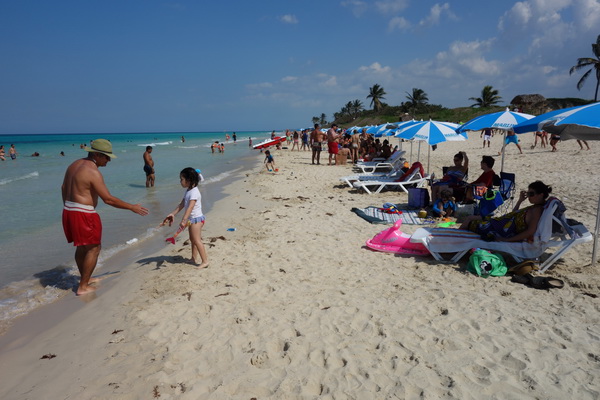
62 139 149 295
327 123 339 165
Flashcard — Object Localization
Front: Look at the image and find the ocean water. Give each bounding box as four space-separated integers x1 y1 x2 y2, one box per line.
0 131 267 330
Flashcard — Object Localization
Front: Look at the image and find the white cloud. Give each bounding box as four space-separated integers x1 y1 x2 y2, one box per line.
574 0 600 31
341 0 368 17
281 76 298 83
388 16 411 32
419 3 456 27
359 62 391 74
375 0 409 14
435 39 500 76
279 14 298 24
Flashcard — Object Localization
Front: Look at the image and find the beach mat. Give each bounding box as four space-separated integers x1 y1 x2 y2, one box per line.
351 206 428 225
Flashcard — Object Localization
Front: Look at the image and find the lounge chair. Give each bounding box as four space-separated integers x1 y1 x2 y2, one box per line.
409 197 592 272
352 162 429 194
340 170 403 188
340 156 406 188
354 150 406 173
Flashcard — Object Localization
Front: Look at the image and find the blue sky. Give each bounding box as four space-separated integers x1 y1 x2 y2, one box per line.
1 0 599 133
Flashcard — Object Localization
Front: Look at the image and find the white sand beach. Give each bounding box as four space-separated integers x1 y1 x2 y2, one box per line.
1 133 599 399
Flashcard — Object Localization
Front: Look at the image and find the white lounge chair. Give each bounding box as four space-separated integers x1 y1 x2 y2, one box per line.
340 170 403 188
354 150 406 173
352 167 429 194
340 158 406 188
409 197 592 272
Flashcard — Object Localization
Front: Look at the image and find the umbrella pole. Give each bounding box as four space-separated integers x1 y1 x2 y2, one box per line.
592 190 600 267
427 145 431 175
499 137 507 172
410 141 413 164
417 141 421 163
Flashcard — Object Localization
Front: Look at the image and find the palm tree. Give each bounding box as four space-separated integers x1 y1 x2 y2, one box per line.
569 34 600 101
405 88 429 113
319 113 327 126
367 84 386 112
469 85 502 107
351 99 364 117
340 102 350 118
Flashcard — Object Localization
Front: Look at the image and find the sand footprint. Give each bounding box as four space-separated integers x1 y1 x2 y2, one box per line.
250 351 269 368
501 352 527 371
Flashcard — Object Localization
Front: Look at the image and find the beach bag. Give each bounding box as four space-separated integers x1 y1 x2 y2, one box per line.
467 249 507 277
408 187 430 208
479 190 504 217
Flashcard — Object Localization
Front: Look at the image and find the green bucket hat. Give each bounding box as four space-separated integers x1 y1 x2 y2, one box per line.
85 139 117 158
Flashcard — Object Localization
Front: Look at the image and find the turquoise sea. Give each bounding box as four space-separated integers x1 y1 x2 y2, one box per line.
0 131 266 330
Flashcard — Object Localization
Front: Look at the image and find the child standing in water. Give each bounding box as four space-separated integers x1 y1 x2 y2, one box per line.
163 167 209 268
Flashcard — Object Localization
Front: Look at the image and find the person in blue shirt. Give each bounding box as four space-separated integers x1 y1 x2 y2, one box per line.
432 189 456 218
264 150 275 172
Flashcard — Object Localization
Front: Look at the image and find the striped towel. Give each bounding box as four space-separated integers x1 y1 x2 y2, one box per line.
351 206 431 225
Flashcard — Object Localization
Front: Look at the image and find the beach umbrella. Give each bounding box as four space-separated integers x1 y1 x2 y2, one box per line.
512 106 580 134
514 102 600 266
388 120 421 155
396 120 463 144
534 102 600 139
457 108 535 172
456 108 535 132
395 120 464 173
367 123 389 135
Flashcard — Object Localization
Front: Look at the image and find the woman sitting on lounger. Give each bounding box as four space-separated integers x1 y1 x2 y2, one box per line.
431 151 468 201
459 181 552 242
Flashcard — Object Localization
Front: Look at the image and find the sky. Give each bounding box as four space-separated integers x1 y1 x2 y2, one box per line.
1 0 599 134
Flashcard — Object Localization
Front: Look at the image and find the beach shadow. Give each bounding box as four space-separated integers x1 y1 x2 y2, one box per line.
34 265 78 291
33 267 122 293
127 184 147 188
136 254 188 270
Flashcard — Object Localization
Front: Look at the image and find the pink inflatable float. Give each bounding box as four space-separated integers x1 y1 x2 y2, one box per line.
366 220 429 256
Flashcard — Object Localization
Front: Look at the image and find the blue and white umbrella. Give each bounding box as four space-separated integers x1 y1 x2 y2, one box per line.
512 107 579 134
396 120 464 145
457 108 535 172
395 120 464 173
457 108 535 132
514 102 600 139
367 123 389 136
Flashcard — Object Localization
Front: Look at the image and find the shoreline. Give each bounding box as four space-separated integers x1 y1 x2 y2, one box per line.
1 139 599 399
0 151 258 337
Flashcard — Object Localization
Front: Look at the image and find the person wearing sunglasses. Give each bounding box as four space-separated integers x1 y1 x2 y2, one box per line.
459 181 552 242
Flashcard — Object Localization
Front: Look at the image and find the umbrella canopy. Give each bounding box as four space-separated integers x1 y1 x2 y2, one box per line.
366 124 386 134
396 120 464 145
395 120 464 173
457 108 535 132
512 107 580 134
532 102 600 140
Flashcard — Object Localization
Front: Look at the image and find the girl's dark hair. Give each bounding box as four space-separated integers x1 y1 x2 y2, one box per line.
180 167 199 189
529 181 552 199
454 152 463 161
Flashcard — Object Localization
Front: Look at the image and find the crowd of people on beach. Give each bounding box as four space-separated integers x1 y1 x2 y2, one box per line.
261 125 568 250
